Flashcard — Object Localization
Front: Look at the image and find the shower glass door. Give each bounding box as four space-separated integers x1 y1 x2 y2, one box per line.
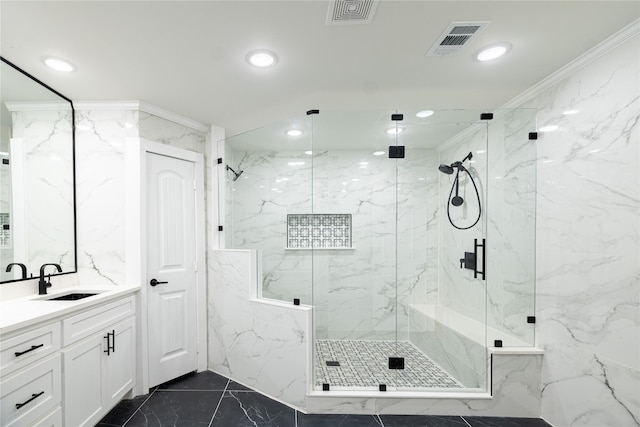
393 110 489 391
311 110 400 391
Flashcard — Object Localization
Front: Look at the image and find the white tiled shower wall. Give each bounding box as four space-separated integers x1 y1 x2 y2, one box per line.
524 31 639 427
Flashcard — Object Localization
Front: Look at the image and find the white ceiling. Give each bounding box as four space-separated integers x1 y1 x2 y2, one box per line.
1 1 638 137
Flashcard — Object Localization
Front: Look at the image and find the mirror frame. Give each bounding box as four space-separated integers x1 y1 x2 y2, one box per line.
1 56 77 284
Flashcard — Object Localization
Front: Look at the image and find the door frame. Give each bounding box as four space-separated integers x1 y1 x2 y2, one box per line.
125 138 206 395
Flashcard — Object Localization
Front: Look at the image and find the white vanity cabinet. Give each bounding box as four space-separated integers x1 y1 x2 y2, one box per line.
62 296 135 427
0 323 62 427
0 291 137 427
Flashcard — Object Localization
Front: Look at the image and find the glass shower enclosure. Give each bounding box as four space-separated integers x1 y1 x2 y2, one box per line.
220 108 537 393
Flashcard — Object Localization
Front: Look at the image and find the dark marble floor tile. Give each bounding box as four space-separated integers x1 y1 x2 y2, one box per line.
464 417 553 427
124 390 223 427
226 380 254 391
96 393 152 426
157 370 229 391
298 412 383 426
210 391 295 427
379 414 469 427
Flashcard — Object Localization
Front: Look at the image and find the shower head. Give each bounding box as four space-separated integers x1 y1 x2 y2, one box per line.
226 165 244 182
438 164 454 174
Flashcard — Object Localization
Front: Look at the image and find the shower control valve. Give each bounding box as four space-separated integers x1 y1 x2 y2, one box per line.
460 252 476 271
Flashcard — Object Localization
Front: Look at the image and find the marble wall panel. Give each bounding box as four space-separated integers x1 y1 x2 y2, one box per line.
208 249 310 409
225 146 436 341
521 31 640 427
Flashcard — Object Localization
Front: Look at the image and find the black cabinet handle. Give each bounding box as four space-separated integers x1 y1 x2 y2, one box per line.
16 391 44 409
150 278 168 287
15 344 44 357
104 330 115 355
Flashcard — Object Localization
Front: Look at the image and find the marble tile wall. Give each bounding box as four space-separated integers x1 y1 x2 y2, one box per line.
225 146 435 341
208 249 311 410
438 124 489 326
485 110 537 346
74 107 206 287
521 30 639 427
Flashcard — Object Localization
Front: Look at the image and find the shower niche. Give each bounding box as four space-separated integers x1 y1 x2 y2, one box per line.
220 108 537 393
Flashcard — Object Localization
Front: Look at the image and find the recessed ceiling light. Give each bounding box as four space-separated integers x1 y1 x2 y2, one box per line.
246 50 278 67
539 125 559 132
562 109 579 115
386 127 404 135
305 150 313 155
416 110 434 118
43 57 75 72
286 129 303 137
475 42 511 62
287 161 305 166
373 151 385 156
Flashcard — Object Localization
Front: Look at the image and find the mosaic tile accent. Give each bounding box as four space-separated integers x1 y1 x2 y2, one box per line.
0 213 9 247
287 214 351 249
314 340 462 389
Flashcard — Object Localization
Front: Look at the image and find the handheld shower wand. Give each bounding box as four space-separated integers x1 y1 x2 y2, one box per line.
438 152 481 230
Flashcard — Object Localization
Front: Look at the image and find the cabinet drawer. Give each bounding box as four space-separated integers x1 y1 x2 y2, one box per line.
62 296 135 346
0 354 61 427
33 406 62 427
1 322 61 377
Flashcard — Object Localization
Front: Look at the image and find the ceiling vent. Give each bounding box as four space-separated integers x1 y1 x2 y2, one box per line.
326 0 379 25
426 21 490 56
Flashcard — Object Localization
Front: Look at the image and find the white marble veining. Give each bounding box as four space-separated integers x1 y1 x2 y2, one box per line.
522 30 640 427
225 147 436 342
208 249 311 409
73 107 207 289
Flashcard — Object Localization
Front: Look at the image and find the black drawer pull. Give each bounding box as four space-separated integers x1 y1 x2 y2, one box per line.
15 391 44 409
15 344 44 357
104 330 115 355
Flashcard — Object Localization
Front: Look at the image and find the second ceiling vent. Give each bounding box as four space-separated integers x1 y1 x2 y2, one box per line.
426 21 490 56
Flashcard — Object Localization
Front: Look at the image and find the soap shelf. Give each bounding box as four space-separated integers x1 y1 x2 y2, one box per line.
287 213 352 249
285 247 355 251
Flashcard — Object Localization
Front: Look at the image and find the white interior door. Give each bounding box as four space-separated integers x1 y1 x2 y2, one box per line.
146 152 197 387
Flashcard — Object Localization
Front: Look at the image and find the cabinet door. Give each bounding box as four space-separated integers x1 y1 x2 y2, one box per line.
103 317 135 407
62 335 104 427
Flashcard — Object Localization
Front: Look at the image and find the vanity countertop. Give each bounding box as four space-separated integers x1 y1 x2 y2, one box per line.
0 286 139 336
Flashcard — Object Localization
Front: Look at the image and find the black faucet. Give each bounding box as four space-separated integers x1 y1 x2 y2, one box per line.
6 263 28 280
39 263 62 295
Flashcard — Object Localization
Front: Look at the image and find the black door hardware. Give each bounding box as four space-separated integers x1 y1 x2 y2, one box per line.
15 344 44 357
474 238 486 280
104 330 115 355
460 239 486 280
150 278 168 287
15 391 44 409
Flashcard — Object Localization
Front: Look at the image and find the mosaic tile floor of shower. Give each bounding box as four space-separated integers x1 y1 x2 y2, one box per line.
315 340 463 389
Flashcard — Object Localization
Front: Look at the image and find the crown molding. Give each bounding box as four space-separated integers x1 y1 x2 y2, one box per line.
73 100 141 111
437 18 639 153
5 101 72 112
139 102 209 133
502 18 639 109
73 100 210 133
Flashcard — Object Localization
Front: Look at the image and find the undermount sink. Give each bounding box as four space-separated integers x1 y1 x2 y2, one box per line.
45 292 100 301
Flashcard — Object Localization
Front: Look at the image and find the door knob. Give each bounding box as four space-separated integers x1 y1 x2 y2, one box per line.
150 278 168 287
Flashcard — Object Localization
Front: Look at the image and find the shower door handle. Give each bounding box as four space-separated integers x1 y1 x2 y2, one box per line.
474 238 486 280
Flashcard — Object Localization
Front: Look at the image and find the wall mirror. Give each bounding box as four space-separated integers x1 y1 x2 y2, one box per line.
0 57 76 283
